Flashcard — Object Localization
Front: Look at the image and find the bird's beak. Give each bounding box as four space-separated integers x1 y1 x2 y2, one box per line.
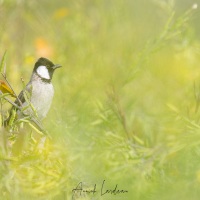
53 64 62 70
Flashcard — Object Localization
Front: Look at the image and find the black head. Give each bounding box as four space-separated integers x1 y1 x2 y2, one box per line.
33 57 61 82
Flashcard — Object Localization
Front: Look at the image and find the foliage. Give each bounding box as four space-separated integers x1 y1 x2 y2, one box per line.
0 0 200 199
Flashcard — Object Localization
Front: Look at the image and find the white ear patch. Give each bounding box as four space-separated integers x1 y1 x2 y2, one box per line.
36 65 50 79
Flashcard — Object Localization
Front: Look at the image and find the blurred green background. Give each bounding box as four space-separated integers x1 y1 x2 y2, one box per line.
0 0 200 199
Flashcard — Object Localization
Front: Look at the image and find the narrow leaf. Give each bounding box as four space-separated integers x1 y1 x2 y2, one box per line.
0 80 15 97
0 51 7 73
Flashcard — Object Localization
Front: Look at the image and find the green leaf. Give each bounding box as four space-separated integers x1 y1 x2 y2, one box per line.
0 51 7 73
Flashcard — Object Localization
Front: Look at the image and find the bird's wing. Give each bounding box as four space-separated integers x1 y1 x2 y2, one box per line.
14 82 33 107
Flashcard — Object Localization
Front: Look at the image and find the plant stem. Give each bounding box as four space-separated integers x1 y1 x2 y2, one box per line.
1 72 22 106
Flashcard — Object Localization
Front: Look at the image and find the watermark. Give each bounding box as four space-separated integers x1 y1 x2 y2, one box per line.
72 180 128 199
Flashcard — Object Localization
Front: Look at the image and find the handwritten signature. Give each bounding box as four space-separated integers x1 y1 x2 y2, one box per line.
72 180 128 198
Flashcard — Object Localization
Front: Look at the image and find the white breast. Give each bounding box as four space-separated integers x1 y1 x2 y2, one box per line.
30 80 54 119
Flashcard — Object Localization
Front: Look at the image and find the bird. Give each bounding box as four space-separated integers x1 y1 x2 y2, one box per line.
4 57 61 127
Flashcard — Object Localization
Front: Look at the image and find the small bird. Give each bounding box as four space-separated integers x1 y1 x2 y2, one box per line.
4 57 61 126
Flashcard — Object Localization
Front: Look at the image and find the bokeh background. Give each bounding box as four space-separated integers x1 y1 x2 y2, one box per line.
0 0 200 199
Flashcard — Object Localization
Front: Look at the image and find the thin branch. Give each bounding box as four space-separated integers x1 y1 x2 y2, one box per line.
107 85 131 140
0 91 47 135
3 61 6 76
29 117 47 135
0 91 21 110
0 98 3 123
1 72 22 106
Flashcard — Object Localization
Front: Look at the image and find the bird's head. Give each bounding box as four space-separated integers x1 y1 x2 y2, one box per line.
33 57 61 82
